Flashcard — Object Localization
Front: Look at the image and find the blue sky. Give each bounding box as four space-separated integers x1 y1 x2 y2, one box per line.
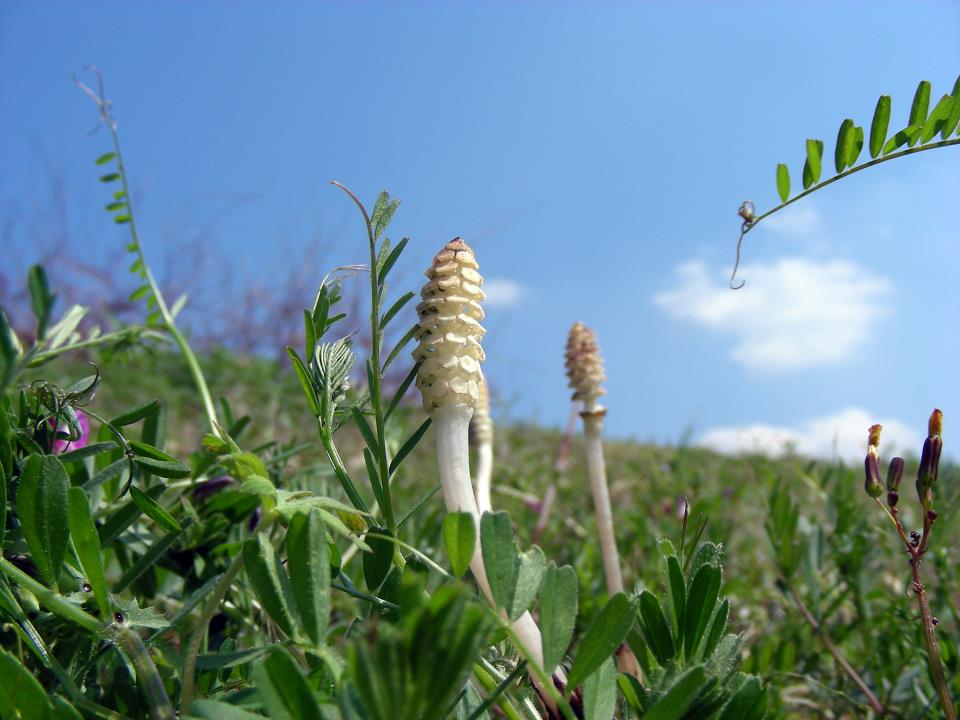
2 1 958 461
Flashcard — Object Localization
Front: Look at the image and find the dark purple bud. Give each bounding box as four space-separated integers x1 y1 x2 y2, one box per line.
864 453 883 498
191 475 235 501
928 509 938 522
248 506 262 533
886 457 904 492
887 490 899 507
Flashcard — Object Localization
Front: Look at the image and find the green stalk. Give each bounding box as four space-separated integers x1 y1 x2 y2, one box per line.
0 557 103 634
82 80 222 438
27 327 165 367
501 618 576 720
331 182 398 547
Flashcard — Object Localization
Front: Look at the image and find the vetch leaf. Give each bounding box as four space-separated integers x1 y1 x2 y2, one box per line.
666 554 686 643
480 511 517 614
442 511 476 578
717 676 766 720
801 139 823 189
286 347 320 417
908 80 931 129
775 163 790 203
388 418 431 476
67 487 110 618
243 534 296 637
567 592 634 690
27 265 55 340
921 94 953 143
0 648 49 718
869 94 891 158
581 657 617 720
95 152 117 165
638 590 675 664
286 509 330 647
16 454 69 588
111 399 160 427
941 75 960 140
834 118 855 173
882 124 922 155
362 527 394 591
847 124 864 167
683 563 721 660
99 173 120 183
253 647 324 720
130 486 181 532
641 665 708 720
509 545 546 621
133 456 191 479
540 562 578 672
114 517 190 594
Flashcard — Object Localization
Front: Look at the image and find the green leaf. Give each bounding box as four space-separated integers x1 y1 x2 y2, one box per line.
128 285 150 303
717 676 766 720
362 527 394 591
801 138 823 189
581 657 617 720
371 194 401 242
834 119 855 173
683 564 721 660
95 152 117 165
0 465 5 546
638 590 675 664
700 597 729 660
882 124 922 155
480 511 517 614
775 163 790 203
238 475 276 497
114 214 132 224
67 487 110 618
0 648 50 718
377 237 409 283
58 442 116 463
114 517 190 594
388 418 431 476
105 201 127 212
908 80 931 129
847 124 864 168
641 665 708 720
252 647 324 720
509 545 546 621
941 75 960 140
133 455 191 479
567 592 634 689
98 484 164 546
27 265 55 339
540 562 578 672
129 486 181 532
666 554 686 644
286 509 330 647
869 94 891 158
99 173 120 182
380 290 415 328
286 347 320 417
111 399 160 427
16 454 70 588
442 512 476 578
218 451 267 481
243 534 296 637
921 94 954 144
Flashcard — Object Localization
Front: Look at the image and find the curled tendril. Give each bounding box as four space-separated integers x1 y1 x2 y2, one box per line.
72 64 117 134
729 201 757 290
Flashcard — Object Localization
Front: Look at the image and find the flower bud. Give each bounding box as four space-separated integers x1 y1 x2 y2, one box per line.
413 238 485 411
886 457 904 492
916 409 943 506
864 424 883 498
565 322 606 408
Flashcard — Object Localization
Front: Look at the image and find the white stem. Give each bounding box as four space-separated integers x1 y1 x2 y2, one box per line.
475 441 494 515
434 404 546 670
581 404 623 595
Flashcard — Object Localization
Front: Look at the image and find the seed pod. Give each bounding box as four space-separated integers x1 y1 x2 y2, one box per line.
565 322 606 408
864 424 883 498
413 238 485 411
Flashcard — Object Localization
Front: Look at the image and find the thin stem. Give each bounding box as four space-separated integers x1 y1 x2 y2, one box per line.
731 139 960 287
473 659 526 720
27 327 165 367
581 407 624 596
749 139 960 229
179 513 272 714
99 103 221 438
110 626 175 720
783 581 885 715
910 556 956 720
0 557 103 634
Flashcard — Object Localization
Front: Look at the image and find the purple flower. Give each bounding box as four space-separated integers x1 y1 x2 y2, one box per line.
52 410 90 454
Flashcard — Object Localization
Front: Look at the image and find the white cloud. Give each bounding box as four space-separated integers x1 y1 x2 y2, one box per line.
483 278 526 307
698 407 922 463
653 258 891 371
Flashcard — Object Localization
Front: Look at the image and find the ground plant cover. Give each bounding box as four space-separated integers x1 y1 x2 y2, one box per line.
1 66 958 720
